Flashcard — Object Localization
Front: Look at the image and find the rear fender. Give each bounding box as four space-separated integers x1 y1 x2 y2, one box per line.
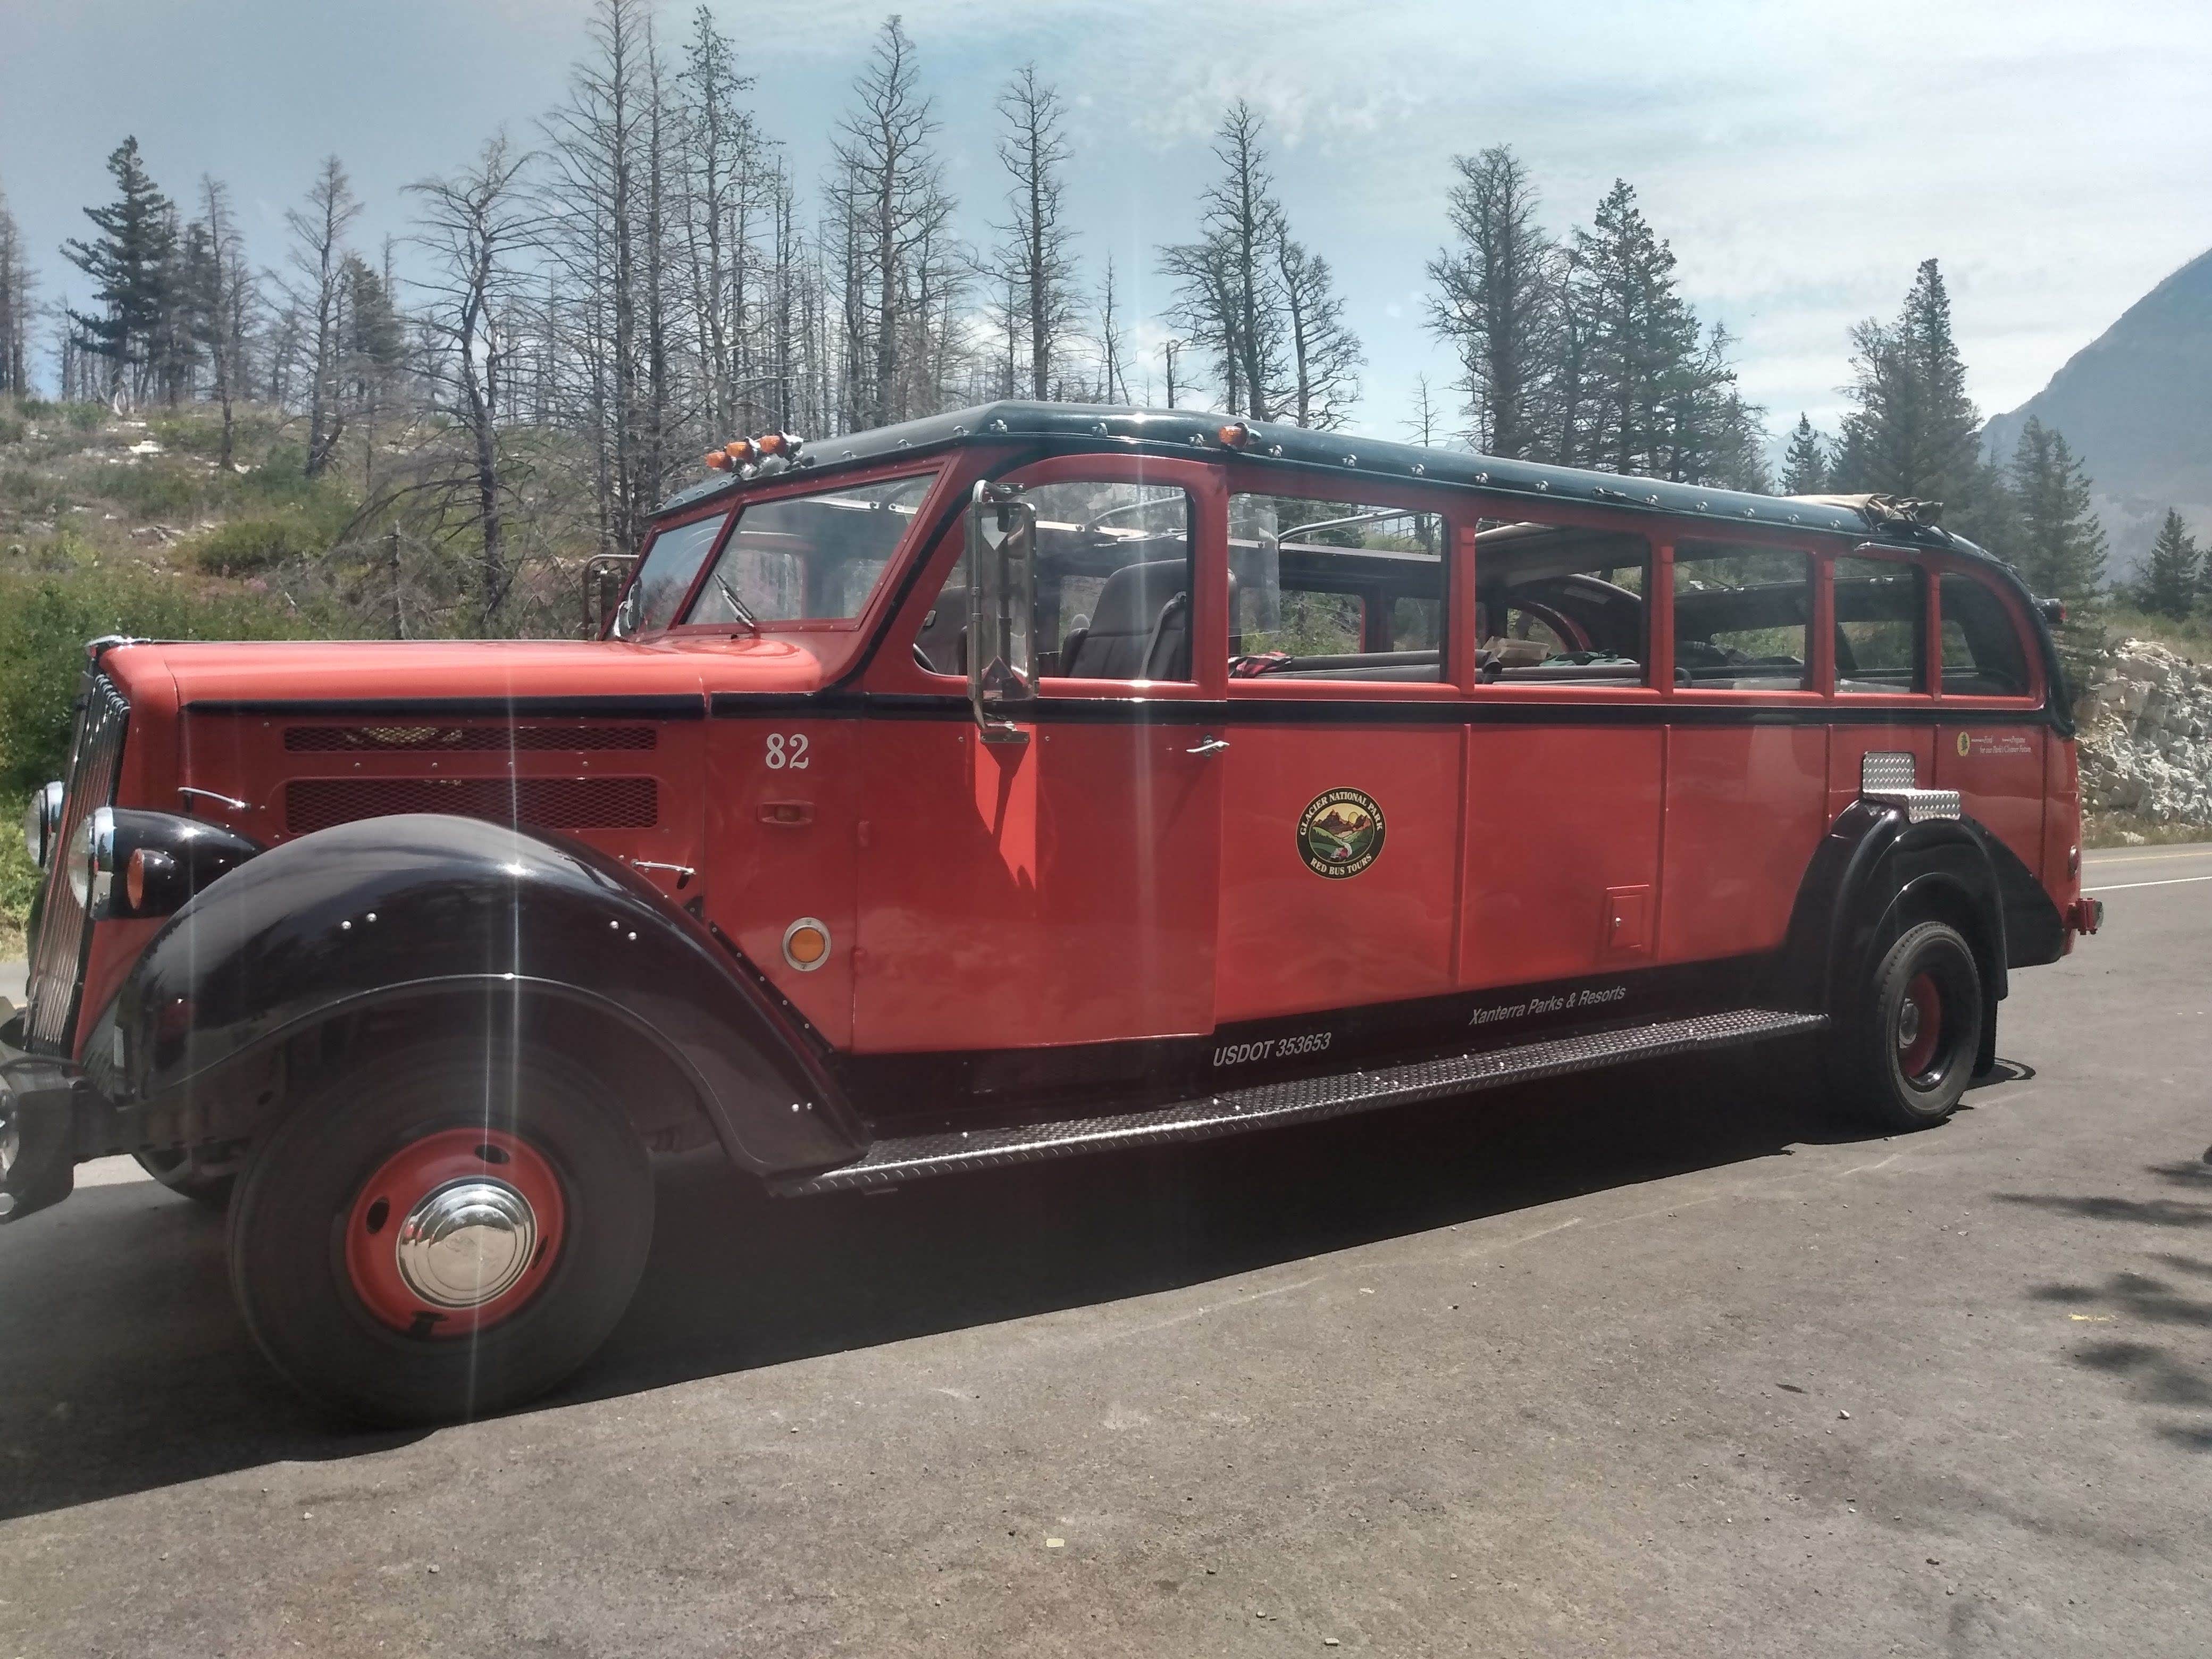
81 814 864 1177
1781 803 2034 1030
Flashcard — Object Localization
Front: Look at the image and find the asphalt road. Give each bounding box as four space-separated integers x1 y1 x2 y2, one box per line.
3 846 2210 1657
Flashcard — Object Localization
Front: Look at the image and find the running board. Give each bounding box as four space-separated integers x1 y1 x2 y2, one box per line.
774 1008 1825 1196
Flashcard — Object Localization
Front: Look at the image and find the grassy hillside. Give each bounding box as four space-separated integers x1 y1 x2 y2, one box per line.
0 396 351 952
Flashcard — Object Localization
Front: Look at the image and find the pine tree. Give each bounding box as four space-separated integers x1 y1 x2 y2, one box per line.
1426 145 1555 458
2006 417 2107 606
63 136 178 403
1832 259 2000 539
1781 414 1828 493
1566 180 1708 477
2136 509 2199 621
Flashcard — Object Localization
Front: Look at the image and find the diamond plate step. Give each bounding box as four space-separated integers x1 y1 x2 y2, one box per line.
775 1008 1826 1195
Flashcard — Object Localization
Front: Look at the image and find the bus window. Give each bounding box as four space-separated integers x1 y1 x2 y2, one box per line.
686 473 934 626
1230 493 1445 680
1833 556 1925 694
1471 521 1650 685
916 480 1194 682
1672 543 1812 690
1940 573 2032 697
612 510 728 636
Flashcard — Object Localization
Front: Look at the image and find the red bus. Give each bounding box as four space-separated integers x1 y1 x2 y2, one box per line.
3 403 2100 1421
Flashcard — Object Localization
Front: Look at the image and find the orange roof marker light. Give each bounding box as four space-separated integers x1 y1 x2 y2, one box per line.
1218 421 1255 449
723 438 757 466
702 449 732 471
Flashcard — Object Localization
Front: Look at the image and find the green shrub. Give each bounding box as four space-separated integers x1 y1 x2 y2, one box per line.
0 410 26 447
1 468 64 515
100 463 203 521
187 515 325 575
0 564 314 798
0 791 38 956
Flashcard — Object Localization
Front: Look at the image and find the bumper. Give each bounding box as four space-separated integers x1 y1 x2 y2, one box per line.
0 1006 95 1224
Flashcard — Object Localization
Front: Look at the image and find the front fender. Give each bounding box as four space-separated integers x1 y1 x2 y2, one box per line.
83 814 864 1176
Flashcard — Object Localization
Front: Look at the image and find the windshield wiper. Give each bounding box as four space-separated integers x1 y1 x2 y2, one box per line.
710 571 760 631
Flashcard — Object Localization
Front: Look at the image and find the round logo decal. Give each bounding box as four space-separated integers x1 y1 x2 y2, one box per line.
1298 788 1386 879
1956 731 1973 757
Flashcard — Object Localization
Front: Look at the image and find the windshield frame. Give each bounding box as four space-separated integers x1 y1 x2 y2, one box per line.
654 462 946 638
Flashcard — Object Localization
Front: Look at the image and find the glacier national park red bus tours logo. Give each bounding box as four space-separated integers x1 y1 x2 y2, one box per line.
1297 788 1386 878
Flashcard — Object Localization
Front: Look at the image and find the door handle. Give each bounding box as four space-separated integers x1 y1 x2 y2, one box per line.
1186 736 1230 756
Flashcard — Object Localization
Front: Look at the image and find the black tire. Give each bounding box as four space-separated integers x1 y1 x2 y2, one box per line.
227 1037 654 1426
134 1148 236 1211
1836 919 1983 1134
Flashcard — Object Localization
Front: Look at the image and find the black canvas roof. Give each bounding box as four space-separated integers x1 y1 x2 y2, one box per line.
655 400 1996 565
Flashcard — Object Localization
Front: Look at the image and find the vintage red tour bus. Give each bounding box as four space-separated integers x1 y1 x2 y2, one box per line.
1 403 2101 1421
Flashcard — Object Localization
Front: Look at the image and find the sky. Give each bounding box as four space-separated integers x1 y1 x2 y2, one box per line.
4 0 2209 459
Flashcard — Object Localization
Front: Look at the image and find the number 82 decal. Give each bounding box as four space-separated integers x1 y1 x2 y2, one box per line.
764 732 810 769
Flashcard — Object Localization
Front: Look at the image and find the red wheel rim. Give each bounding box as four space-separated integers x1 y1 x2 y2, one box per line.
344 1129 566 1337
1898 971 1943 1079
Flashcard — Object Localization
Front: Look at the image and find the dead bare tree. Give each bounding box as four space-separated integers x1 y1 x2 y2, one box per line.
1275 234 1360 428
285 155 362 476
543 0 651 552
408 133 539 627
993 64 1077 401
828 17 955 428
1095 253 1130 404
191 177 255 465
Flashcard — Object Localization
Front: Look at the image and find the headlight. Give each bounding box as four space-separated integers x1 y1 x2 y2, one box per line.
23 781 63 869
66 807 118 912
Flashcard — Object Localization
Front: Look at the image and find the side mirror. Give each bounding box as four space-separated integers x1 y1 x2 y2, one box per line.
585 554 639 638
966 481 1037 744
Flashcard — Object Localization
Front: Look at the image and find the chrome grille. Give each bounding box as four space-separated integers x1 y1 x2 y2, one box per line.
23 673 129 1054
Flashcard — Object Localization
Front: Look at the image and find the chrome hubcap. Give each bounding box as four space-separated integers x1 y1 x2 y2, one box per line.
393 1178 539 1309
1896 1000 1923 1050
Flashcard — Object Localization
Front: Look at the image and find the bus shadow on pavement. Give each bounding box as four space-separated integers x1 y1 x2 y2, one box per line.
0 1048 1955 1520
2001 1152 2212 1453
573 1046 1905 1404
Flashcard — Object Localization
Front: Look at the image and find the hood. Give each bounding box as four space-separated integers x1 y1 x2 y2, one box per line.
104 633 837 713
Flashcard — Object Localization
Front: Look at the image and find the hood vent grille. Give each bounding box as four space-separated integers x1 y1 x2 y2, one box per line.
284 724 656 752
285 776 658 836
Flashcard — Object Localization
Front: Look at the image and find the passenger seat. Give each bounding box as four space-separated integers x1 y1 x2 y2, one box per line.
1060 560 1197 681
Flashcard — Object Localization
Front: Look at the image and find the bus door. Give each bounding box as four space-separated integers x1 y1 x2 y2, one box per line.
851 455 1226 1056
1932 569 2048 875
1212 483 1465 1029
1658 538 1829 966
1460 519 1665 991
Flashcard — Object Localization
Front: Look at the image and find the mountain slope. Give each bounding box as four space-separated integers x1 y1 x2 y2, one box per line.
1983 247 2212 579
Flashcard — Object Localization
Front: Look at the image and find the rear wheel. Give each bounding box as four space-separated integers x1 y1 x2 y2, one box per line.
1837 919 1983 1133
134 1148 235 1211
227 1038 653 1425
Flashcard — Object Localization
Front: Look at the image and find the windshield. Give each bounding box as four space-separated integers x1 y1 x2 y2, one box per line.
610 511 728 638
685 473 935 626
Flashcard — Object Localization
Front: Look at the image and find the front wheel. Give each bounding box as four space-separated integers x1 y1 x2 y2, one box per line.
1836 919 1984 1133
227 1038 655 1425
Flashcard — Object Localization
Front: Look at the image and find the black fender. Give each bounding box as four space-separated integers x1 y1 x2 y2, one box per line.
80 814 866 1178
1780 802 2065 1070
